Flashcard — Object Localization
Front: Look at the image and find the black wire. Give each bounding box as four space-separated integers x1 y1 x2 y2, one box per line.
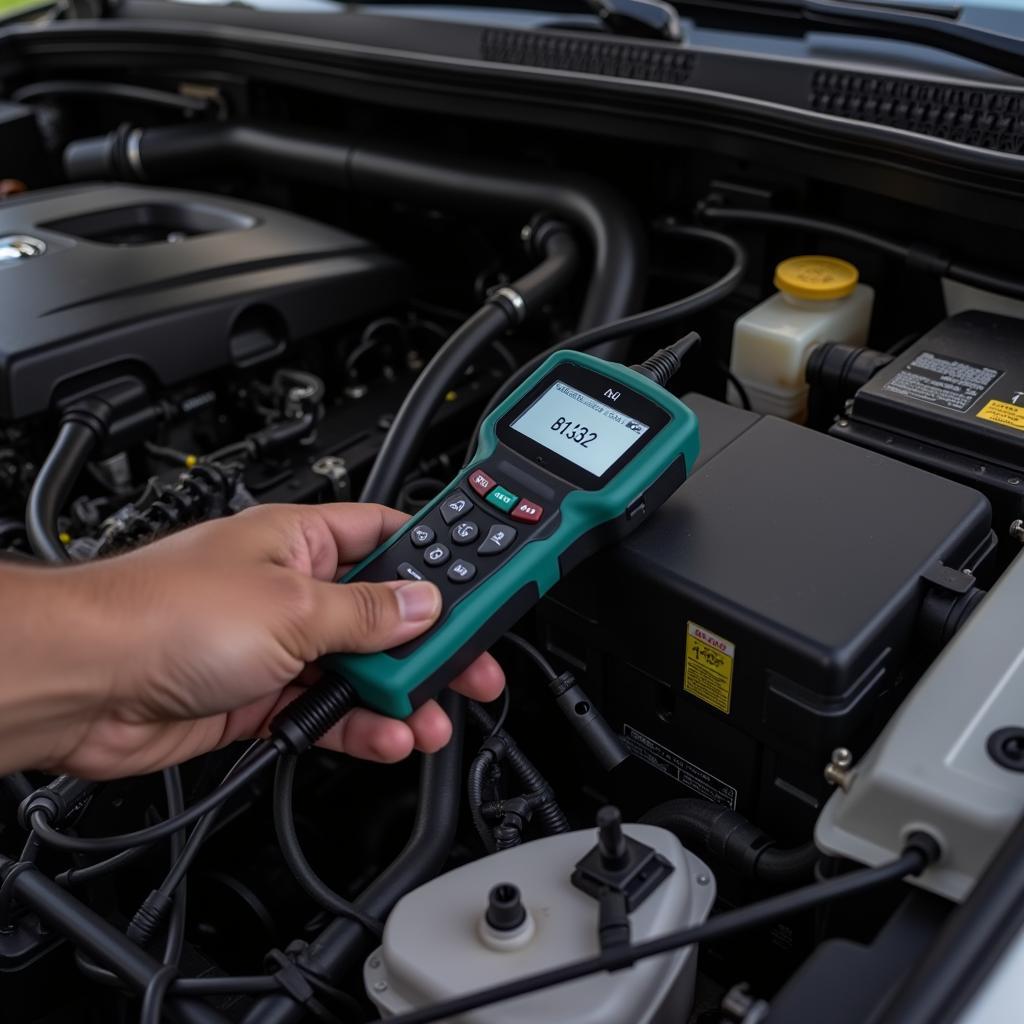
30 742 281 854
161 768 187 966
382 846 929 1024
471 225 747 441
140 964 176 1024
273 755 384 938
172 975 282 995
699 205 1024 301
70 768 187 992
719 363 752 410
485 689 511 740
155 741 261 902
502 633 559 683
56 843 148 888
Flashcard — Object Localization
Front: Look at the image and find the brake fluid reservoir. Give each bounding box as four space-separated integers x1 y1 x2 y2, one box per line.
730 255 874 421
364 824 715 1024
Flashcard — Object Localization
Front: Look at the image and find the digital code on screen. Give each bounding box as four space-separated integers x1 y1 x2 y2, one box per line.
509 380 650 475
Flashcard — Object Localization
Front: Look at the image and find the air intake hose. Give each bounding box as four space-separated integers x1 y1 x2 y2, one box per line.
64 122 646 343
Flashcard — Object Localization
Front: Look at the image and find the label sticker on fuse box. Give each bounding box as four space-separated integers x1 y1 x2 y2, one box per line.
882 351 1002 413
684 621 734 714
623 725 737 808
976 399 1024 432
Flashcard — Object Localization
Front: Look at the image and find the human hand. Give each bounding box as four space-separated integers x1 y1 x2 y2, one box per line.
6 503 503 779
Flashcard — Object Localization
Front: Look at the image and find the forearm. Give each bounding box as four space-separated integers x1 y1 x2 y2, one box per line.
0 563 120 775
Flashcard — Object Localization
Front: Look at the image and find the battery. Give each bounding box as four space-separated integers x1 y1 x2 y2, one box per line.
833 311 1024 527
538 394 993 839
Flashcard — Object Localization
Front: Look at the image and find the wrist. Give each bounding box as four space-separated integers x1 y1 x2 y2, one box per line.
0 563 130 772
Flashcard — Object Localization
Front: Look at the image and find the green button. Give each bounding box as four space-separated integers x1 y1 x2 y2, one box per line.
486 485 518 513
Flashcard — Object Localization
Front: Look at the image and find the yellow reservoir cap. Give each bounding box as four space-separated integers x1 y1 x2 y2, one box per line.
774 255 859 300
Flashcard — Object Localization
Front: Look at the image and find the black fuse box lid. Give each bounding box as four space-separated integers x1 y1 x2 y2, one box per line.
851 312 1024 469
554 397 992 753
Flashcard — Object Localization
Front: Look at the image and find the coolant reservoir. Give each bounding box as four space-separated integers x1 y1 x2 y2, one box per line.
364 824 715 1023
730 255 874 421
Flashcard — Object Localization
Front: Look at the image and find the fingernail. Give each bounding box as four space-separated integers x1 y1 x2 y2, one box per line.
395 581 441 622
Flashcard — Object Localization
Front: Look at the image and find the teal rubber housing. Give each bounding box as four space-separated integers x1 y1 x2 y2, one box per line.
322 351 700 718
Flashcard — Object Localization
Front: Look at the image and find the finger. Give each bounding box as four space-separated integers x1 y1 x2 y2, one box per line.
294 503 410 581
298 578 442 657
448 653 505 703
316 706 416 763
405 699 453 753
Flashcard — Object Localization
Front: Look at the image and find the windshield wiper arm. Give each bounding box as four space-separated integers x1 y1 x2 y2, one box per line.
586 0 683 41
729 0 1024 79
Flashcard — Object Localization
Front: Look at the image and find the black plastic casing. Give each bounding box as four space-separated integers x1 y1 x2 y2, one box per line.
539 394 994 838
834 312 1024 527
0 183 407 420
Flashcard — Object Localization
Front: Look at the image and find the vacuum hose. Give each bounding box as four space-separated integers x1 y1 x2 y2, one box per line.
26 418 99 562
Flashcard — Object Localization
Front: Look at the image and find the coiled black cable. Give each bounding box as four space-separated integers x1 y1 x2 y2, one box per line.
31 675 361 854
272 755 384 938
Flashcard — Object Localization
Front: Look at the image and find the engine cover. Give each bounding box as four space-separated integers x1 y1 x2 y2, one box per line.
0 183 407 419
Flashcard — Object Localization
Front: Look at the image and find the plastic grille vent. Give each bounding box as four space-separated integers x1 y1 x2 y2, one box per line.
811 70 1024 154
481 28 695 85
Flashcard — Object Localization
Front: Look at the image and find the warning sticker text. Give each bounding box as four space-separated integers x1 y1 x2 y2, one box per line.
882 351 1002 413
623 725 737 808
684 621 734 714
977 398 1024 433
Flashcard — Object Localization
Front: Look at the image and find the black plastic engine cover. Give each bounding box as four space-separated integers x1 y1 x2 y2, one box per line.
0 183 407 419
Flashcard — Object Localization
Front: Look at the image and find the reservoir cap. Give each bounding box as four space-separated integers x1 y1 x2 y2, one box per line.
775 255 858 300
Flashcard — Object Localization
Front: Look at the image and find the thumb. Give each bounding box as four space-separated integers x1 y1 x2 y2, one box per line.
303 578 442 655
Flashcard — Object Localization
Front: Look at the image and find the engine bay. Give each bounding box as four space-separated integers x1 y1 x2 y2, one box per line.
2 7 1024 1022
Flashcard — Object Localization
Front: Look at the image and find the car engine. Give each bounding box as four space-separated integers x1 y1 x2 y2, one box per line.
2 7 1024 1023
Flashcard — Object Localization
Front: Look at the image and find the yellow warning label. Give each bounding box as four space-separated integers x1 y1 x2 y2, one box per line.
684 621 734 714
977 399 1024 432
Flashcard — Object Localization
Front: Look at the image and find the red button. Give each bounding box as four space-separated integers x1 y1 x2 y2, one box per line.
468 469 496 496
511 499 543 523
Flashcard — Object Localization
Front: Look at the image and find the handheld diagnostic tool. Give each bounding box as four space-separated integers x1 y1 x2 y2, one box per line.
322 348 700 718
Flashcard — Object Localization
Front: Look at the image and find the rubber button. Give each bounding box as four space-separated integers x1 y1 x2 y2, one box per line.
446 559 477 584
451 520 479 545
410 524 436 548
486 485 518 514
468 469 496 496
511 499 543 523
478 524 517 555
397 562 427 581
440 492 473 524
423 543 450 567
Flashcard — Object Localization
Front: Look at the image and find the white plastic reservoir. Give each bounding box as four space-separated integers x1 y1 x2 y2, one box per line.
730 254 874 421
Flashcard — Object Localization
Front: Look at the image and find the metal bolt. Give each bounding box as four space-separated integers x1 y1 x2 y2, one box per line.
962 567 974 577
721 983 770 1022
373 981 388 993
696 873 710 886
1010 519 1024 544
1008 478 1021 486
836 418 849 428
824 747 854 791
368 957 381 969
